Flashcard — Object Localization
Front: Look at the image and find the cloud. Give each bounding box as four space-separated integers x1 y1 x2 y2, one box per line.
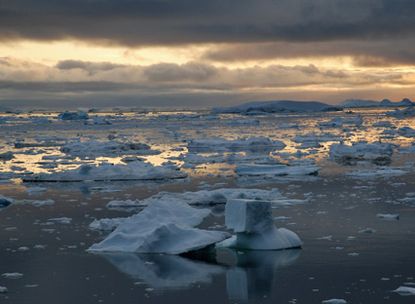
0 57 413 108
1 0 415 45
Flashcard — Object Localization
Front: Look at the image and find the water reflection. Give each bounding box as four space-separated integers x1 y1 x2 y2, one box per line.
97 248 300 301
98 252 224 289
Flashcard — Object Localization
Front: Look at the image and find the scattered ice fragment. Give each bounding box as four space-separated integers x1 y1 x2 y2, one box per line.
0 286 7 293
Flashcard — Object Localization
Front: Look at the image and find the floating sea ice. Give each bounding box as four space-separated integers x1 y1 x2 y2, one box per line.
60 140 158 157
397 127 415 138
88 200 229 254
89 218 127 231
22 162 187 182
47 217 72 224
187 137 286 153
0 151 14 161
329 142 393 165
373 121 395 128
1 273 23 279
322 299 347 304
386 107 415 119
57 111 89 120
393 286 415 296
134 188 304 208
236 163 319 177
217 199 302 250
346 167 407 179
376 213 399 220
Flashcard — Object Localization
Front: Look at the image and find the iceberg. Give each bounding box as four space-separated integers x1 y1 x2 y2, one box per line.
22 162 187 182
212 100 340 114
88 200 230 254
217 199 302 250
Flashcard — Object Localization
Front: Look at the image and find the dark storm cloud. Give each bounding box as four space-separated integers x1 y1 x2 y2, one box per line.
1 0 415 45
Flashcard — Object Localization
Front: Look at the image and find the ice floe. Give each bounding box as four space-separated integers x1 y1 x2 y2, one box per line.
58 111 89 120
330 142 393 165
187 137 285 153
60 140 158 157
236 163 319 177
22 162 187 182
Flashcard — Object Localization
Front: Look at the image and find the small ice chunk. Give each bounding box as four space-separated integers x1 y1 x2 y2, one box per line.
47 217 72 224
89 218 127 231
0 286 7 293
322 299 347 304
376 213 399 220
393 286 415 296
2 272 23 279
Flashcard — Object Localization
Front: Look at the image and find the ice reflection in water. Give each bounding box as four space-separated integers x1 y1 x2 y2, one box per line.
98 248 300 301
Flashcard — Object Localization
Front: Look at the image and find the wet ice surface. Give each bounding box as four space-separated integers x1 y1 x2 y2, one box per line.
0 108 415 303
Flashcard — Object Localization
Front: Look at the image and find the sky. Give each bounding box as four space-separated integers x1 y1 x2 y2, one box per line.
1 0 415 108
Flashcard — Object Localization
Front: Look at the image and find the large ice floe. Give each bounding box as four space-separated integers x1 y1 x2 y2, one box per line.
212 100 340 114
88 200 230 254
217 199 302 250
22 162 187 182
187 137 285 153
60 140 159 157
329 142 393 165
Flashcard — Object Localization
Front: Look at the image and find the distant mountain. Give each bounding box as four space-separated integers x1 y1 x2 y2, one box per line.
212 100 341 114
341 98 414 108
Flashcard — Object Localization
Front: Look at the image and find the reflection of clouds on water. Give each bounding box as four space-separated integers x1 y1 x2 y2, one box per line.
218 249 301 302
97 248 300 301
97 252 224 289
